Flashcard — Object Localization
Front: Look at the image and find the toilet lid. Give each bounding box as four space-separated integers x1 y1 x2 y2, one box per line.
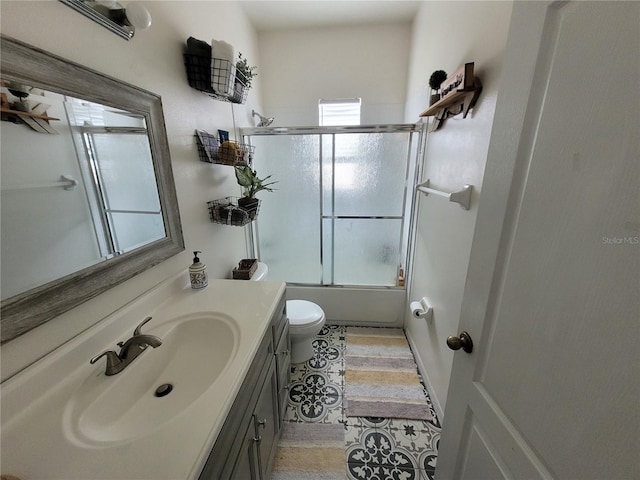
286 300 325 326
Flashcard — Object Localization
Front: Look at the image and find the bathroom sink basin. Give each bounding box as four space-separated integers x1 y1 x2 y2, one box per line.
63 313 238 447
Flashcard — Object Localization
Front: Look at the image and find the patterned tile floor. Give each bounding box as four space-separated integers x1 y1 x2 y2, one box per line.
280 324 441 480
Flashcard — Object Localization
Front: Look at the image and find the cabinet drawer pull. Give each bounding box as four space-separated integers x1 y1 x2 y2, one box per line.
257 418 267 429
253 435 262 443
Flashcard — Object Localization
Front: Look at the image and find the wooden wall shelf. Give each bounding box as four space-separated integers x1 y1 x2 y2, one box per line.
419 84 481 118
0 107 59 133
419 62 482 129
0 107 59 121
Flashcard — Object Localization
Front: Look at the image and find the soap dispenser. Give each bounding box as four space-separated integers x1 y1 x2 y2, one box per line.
189 251 208 289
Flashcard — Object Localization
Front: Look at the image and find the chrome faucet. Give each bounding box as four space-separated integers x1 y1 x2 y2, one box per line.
90 316 162 376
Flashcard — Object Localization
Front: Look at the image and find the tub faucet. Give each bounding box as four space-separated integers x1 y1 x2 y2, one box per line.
90 316 162 376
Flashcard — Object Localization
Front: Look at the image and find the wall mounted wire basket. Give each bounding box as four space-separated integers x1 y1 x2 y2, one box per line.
229 70 250 104
207 196 260 226
184 54 249 104
195 130 254 166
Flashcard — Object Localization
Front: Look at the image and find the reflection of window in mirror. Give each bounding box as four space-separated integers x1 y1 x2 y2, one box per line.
65 99 164 258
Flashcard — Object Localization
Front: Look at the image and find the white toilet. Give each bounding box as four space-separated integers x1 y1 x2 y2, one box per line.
251 262 326 363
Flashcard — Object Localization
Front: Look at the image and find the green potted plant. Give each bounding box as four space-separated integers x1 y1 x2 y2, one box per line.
231 52 257 103
428 69 448 105
234 165 276 218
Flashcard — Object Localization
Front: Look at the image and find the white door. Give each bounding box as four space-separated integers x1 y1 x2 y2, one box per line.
436 2 639 479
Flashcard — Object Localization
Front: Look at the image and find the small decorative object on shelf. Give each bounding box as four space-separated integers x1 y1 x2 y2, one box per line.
232 258 258 280
207 196 260 226
428 70 447 106
218 129 229 143
420 62 482 131
195 130 254 166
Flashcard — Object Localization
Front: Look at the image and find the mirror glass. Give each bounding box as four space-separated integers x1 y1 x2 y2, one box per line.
0 36 184 343
2 84 165 299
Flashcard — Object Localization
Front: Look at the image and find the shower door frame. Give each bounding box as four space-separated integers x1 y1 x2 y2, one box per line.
241 123 426 291
73 125 165 258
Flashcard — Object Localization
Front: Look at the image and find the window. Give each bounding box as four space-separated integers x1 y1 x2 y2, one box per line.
319 98 361 126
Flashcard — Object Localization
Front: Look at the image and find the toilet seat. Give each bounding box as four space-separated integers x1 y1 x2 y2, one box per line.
248 262 326 364
287 300 325 334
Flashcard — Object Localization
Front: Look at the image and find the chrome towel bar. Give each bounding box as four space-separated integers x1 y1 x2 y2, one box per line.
416 179 473 210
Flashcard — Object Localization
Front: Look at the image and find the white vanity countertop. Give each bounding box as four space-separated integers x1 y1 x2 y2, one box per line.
0 272 286 480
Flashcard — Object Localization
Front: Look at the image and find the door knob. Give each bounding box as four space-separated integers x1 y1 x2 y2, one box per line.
446 331 473 353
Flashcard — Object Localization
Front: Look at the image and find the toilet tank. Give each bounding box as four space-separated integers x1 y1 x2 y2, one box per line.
251 262 268 281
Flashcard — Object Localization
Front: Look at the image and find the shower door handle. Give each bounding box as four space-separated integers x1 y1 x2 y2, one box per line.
446 331 473 353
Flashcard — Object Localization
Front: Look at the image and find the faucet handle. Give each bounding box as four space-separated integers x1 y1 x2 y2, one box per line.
90 350 122 376
90 350 120 366
133 316 153 336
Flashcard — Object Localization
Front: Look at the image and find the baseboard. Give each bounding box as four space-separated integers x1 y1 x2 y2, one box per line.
404 328 444 423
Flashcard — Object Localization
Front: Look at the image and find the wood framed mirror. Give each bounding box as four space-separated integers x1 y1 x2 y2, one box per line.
0 36 184 343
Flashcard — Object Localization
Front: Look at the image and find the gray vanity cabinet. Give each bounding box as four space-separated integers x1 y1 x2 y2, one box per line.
271 297 291 425
199 295 289 480
274 321 291 422
252 360 279 480
229 420 259 480
229 360 277 480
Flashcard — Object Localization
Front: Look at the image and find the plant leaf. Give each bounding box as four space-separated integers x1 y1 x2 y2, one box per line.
234 165 253 187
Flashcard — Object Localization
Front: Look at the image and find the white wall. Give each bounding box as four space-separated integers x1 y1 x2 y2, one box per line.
403 1 513 416
257 22 411 126
0 0 263 381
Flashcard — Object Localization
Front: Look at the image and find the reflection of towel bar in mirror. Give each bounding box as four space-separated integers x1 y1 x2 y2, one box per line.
1 174 78 191
104 209 161 215
416 179 473 210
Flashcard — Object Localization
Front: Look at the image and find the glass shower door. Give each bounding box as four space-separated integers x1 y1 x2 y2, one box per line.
247 125 417 287
323 131 411 286
249 134 322 283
